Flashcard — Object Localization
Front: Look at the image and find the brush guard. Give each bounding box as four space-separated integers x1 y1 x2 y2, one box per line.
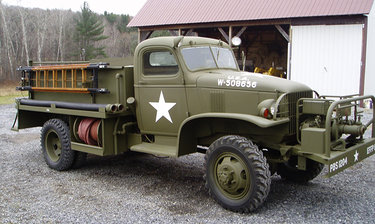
296 95 375 177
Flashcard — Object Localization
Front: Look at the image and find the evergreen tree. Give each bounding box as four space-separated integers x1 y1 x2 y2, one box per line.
117 14 135 33
75 2 108 60
104 11 117 25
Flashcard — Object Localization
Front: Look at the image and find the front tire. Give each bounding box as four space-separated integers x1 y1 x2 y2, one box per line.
41 119 75 171
204 135 271 213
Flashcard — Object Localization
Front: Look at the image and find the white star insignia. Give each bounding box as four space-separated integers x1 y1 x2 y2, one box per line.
354 150 359 162
149 91 176 123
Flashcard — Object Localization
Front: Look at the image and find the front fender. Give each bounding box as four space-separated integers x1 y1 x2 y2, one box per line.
177 113 289 156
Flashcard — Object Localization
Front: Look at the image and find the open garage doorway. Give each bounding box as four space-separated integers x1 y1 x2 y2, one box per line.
195 25 290 78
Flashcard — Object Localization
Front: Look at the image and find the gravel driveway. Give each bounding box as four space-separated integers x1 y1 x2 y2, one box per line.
1 103 374 223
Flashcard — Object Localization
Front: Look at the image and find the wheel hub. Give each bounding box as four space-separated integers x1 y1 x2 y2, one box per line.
215 154 249 197
45 130 62 162
217 165 234 187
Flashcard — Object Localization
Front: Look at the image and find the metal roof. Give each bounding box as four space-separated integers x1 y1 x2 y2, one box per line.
128 0 374 27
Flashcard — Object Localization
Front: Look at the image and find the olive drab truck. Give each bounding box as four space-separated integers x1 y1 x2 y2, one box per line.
13 36 375 213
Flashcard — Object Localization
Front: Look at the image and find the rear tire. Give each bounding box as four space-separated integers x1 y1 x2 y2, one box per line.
204 135 271 213
277 156 324 183
41 119 75 171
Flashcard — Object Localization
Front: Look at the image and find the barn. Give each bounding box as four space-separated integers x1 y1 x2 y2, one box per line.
128 0 375 97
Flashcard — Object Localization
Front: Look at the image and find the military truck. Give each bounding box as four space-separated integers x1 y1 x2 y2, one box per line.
13 36 375 213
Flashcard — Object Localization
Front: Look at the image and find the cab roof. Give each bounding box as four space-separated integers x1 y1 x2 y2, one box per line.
135 36 230 53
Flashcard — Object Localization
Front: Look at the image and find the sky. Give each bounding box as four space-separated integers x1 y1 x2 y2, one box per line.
1 0 148 16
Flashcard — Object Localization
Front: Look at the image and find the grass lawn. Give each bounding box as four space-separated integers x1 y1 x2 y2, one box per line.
0 82 24 105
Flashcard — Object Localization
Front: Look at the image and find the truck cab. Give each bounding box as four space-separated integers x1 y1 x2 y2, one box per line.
132 37 313 156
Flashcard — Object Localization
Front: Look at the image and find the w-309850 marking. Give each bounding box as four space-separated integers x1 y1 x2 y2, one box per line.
217 79 257 89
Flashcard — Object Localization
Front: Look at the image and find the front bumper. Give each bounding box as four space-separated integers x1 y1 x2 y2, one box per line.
299 137 375 177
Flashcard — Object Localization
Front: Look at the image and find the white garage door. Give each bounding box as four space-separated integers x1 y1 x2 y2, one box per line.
290 24 363 96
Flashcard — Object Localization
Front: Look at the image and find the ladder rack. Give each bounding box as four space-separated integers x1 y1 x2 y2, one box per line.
17 63 109 94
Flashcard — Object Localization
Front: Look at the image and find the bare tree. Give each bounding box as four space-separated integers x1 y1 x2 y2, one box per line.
36 12 47 62
18 7 30 63
0 2 16 79
0 3 136 81
56 11 65 61
0 2 2 78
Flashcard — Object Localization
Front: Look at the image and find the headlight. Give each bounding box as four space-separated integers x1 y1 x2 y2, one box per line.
257 99 276 119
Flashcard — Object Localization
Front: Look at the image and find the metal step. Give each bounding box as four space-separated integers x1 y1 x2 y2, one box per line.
130 143 177 157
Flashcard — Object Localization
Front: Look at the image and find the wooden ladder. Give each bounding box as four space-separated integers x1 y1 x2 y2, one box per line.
30 64 91 93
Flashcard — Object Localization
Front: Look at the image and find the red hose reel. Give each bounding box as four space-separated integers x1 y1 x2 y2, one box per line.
77 118 101 146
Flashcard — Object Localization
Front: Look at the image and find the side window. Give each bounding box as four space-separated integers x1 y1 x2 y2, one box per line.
143 50 179 75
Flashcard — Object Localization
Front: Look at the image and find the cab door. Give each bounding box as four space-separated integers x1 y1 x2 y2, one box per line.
135 47 188 136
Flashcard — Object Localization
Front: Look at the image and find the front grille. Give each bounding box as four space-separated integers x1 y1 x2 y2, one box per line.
277 91 313 134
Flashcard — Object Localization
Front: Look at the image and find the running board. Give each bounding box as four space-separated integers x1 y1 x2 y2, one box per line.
130 143 177 157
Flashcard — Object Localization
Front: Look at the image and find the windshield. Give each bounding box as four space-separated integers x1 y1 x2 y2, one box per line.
181 46 237 71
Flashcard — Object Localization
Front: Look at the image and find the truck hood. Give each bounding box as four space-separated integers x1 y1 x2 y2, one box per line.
196 70 312 93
